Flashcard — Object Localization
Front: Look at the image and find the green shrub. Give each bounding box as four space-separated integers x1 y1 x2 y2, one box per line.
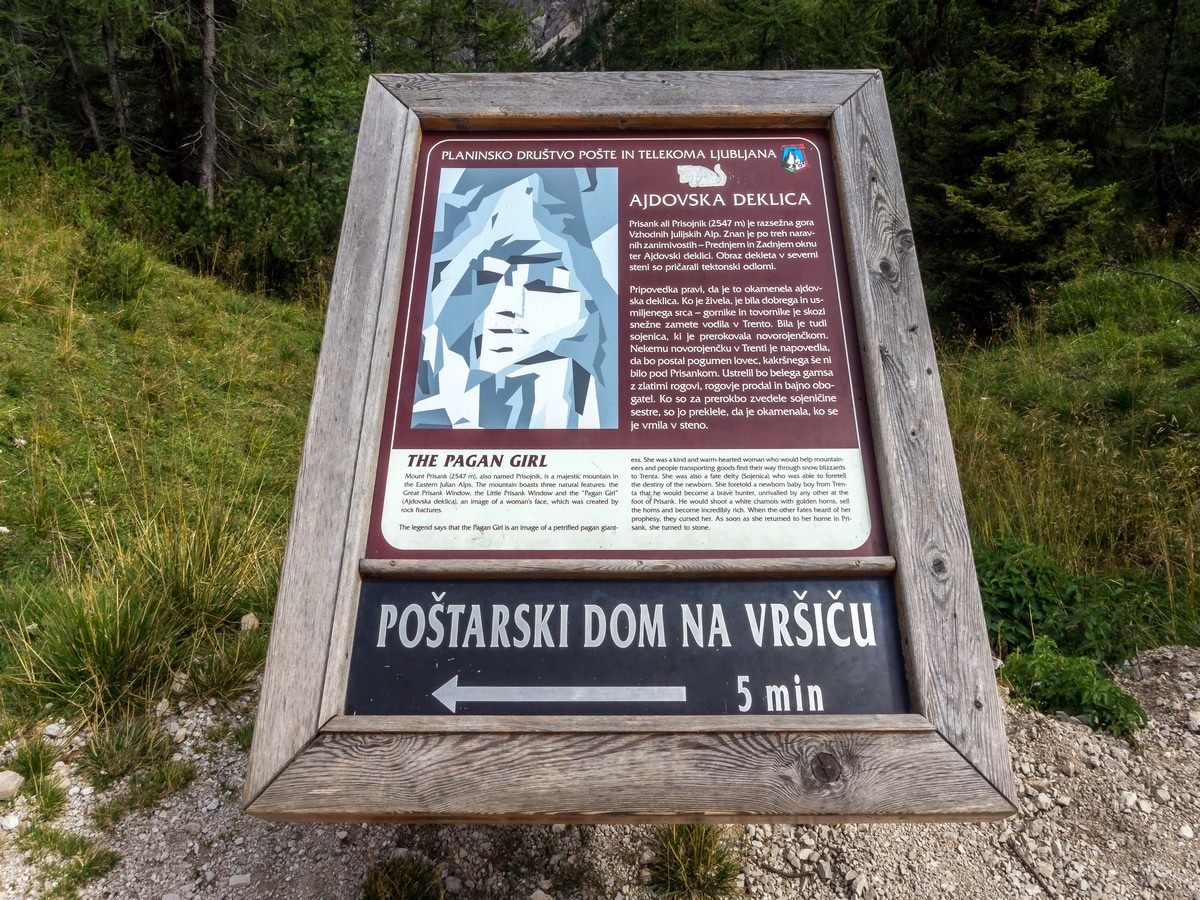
71 217 153 309
646 824 742 900
361 854 445 900
1002 637 1147 740
975 538 1146 664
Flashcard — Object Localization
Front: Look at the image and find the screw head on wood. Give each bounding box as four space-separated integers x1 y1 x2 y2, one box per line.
811 751 841 783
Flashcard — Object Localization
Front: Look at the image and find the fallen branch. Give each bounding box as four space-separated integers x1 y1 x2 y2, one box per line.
1004 835 1059 897
1102 262 1200 309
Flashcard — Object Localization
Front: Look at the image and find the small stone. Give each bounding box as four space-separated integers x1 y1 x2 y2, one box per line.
851 874 868 896
162 894 181 900
530 891 553 900
444 875 463 893
240 612 260 631
816 859 833 880
1121 791 1139 809
0 770 24 801
1 813 20 830
229 873 251 887
185 822 202 835
1137 798 1154 814
1035 792 1054 811
1179 824 1195 839
336 830 349 841
43 722 64 738
205 799 219 812
551 822 567 832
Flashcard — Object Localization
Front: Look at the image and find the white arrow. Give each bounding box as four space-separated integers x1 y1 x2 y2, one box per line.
432 676 687 713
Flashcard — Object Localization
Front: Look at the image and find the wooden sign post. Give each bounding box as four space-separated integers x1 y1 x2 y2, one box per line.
243 71 1016 823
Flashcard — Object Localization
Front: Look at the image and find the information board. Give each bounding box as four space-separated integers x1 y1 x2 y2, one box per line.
367 131 885 558
348 578 907 717
244 71 1016 825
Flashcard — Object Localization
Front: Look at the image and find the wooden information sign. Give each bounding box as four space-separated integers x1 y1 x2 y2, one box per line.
244 71 1016 823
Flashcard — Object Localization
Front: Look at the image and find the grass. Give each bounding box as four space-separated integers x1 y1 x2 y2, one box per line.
15 824 121 899
646 824 742 899
941 256 1200 735
91 759 198 829
0 153 319 897
77 716 174 791
8 738 69 822
361 854 446 900
943 256 1200 654
0 183 319 728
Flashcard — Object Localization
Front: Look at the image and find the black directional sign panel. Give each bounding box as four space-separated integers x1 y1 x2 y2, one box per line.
346 578 909 716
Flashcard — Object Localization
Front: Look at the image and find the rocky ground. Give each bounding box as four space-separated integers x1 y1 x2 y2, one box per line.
2 646 1198 899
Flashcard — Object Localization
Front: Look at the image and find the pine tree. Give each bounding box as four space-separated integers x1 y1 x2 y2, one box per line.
888 0 1120 331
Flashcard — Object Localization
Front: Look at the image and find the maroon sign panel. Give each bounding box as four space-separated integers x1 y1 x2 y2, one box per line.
365 132 886 560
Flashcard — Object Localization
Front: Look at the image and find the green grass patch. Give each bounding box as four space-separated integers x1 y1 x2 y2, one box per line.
945 258 1200 737
16 823 121 899
91 758 197 829
0 187 318 731
361 854 445 900
945 257 1200 658
77 716 174 791
7 738 67 822
646 824 742 899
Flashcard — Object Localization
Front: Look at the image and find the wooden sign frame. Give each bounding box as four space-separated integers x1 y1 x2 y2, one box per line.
243 71 1016 823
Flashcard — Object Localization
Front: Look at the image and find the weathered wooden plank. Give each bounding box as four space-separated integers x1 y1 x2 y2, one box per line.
243 79 417 809
358 556 897 580
245 729 1012 823
376 71 876 131
829 75 1016 807
322 713 932 734
317 106 422 727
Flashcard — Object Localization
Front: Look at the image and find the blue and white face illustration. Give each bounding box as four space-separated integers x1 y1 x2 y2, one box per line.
411 167 618 430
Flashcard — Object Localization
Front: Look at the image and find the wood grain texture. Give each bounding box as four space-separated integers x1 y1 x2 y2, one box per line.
358 556 896 579
321 713 932 734
317 107 421 726
376 70 875 131
243 79 415 808
829 75 1016 807
245 729 1013 823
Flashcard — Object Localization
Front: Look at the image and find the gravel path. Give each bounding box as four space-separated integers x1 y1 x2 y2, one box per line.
3 646 1198 899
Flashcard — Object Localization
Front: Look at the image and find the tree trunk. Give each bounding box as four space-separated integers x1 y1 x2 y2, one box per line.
1154 0 1182 228
102 16 127 139
8 16 33 137
58 22 105 152
199 0 217 206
